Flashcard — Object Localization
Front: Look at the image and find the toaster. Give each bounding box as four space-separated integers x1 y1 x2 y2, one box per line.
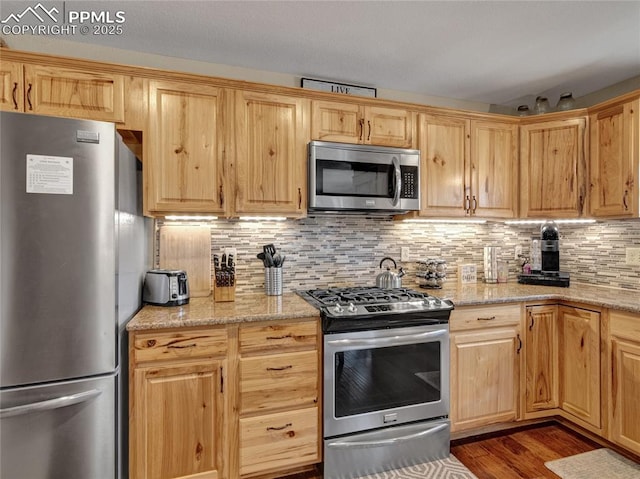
143 269 190 306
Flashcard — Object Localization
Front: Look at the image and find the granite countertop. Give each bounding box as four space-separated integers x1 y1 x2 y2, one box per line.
127 293 319 331
128 282 639 332
431 281 640 314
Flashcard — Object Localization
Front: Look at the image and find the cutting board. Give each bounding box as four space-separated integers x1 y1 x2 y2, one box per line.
159 225 211 297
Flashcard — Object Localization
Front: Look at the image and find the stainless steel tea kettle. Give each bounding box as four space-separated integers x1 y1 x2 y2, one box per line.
376 257 405 289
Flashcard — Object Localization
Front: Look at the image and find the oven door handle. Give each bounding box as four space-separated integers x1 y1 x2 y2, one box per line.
326 329 447 348
326 422 448 449
391 155 402 206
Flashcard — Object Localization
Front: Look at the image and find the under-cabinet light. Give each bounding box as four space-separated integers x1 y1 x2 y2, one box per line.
164 215 218 221
239 216 287 221
403 218 488 224
504 219 597 225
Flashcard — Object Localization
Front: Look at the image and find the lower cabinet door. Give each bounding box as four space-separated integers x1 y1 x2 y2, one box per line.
610 337 640 455
132 360 225 479
239 407 319 476
558 306 601 429
450 327 520 432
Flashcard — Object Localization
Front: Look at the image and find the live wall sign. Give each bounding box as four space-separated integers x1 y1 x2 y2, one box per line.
301 78 377 98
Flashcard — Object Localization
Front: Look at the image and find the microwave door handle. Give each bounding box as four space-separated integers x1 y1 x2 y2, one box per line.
392 156 402 206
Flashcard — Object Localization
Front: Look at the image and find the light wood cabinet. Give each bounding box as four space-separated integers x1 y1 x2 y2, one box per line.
311 99 415 147
130 327 228 479
0 60 23 112
524 305 559 414
589 98 639 218
418 115 518 218
520 117 588 218
237 319 321 476
133 360 226 479
449 304 522 432
234 91 309 216
607 310 640 455
0 61 125 121
146 80 230 215
470 119 519 218
419 114 469 217
558 305 601 430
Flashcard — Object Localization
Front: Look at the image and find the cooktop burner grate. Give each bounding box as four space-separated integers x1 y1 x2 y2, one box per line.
297 286 454 333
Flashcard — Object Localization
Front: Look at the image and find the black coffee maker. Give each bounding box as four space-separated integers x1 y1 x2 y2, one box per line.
518 220 570 287
541 220 560 273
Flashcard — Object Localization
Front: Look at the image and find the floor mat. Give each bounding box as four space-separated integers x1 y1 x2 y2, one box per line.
356 455 478 479
545 448 640 479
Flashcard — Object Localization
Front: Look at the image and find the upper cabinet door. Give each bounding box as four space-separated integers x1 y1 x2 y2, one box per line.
0 61 23 112
311 100 362 144
234 90 310 216
147 80 228 214
589 99 639 218
363 105 415 148
470 120 519 218
311 99 415 147
23 64 125 122
520 118 587 218
419 114 469 217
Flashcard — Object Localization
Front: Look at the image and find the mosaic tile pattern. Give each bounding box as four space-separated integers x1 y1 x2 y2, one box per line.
156 217 640 295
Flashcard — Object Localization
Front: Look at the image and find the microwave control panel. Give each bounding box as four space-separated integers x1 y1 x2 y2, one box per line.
400 166 418 199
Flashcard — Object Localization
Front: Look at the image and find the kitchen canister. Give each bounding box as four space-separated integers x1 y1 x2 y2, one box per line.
264 267 283 296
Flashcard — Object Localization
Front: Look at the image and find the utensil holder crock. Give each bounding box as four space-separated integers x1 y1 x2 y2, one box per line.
264 267 283 296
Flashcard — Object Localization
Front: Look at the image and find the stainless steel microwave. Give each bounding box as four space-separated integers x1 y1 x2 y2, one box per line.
308 141 420 213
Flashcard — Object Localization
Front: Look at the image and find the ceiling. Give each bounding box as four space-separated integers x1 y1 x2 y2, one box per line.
3 1 640 109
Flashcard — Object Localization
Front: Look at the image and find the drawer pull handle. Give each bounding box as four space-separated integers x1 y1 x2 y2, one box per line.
266 334 292 340
266 365 293 371
267 423 292 431
477 316 496 321
168 343 197 349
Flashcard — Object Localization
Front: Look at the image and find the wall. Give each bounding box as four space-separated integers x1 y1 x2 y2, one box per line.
3 35 490 112
156 217 640 295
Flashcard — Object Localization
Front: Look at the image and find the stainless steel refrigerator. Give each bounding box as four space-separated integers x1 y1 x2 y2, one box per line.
0 111 151 479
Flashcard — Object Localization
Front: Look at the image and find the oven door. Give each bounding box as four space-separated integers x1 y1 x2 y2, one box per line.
324 323 449 438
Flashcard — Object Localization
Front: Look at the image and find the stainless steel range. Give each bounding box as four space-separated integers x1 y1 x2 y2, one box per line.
297 287 454 479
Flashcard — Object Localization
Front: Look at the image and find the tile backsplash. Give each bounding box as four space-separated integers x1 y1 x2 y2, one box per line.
156 217 640 294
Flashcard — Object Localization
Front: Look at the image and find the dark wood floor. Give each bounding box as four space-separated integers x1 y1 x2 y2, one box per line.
282 423 605 479
451 423 601 479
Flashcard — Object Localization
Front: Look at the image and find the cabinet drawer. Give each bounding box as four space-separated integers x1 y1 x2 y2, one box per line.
132 328 227 363
240 351 318 414
610 310 640 341
239 320 318 354
450 304 521 331
239 407 319 476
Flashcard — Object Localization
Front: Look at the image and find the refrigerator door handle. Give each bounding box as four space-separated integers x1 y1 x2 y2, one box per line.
0 388 102 418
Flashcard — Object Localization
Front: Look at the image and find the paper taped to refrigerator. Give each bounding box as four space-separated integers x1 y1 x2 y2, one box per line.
26 154 73 195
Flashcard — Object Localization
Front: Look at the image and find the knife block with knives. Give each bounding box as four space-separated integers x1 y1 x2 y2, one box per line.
214 248 236 302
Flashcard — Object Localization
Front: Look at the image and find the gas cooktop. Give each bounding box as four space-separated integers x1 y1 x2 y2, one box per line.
297 286 454 333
